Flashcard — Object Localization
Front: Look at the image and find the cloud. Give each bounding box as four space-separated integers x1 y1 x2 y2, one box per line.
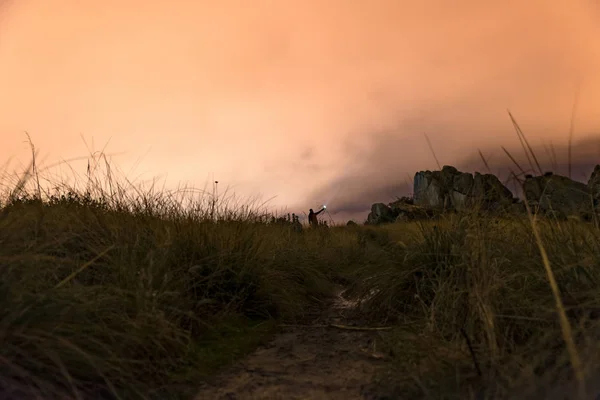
1 0 600 219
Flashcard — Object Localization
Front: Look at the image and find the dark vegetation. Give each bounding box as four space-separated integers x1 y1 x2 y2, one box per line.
2 129 600 399
0 148 374 399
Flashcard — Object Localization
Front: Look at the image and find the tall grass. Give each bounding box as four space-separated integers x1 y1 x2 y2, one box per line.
348 211 600 398
0 150 375 399
3 130 600 399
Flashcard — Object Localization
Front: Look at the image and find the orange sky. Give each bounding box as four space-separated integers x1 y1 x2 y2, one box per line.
1 0 600 219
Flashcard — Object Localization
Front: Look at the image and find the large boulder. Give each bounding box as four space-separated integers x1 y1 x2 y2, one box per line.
413 165 513 211
523 173 592 218
366 203 395 225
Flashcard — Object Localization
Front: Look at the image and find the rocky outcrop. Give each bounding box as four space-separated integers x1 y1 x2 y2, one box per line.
364 165 600 225
413 165 513 210
523 174 592 219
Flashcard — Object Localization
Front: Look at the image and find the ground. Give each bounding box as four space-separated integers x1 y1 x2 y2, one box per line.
195 287 394 400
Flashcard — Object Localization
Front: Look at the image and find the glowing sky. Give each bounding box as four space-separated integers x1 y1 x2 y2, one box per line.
1 0 600 219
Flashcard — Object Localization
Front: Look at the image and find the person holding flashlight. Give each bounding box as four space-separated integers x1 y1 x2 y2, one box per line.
308 206 326 228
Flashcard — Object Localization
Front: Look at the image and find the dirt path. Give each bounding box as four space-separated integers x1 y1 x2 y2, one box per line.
194 287 393 400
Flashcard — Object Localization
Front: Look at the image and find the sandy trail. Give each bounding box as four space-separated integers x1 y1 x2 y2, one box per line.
194 287 393 400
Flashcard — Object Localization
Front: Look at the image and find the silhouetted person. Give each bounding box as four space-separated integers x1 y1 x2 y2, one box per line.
308 207 325 228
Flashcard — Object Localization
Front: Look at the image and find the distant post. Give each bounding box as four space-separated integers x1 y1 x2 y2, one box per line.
211 180 219 221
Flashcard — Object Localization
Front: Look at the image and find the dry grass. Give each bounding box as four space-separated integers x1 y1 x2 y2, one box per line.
0 150 370 399
2 133 599 399
348 211 600 399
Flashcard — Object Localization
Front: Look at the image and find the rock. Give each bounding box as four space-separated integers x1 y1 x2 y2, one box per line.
413 170 445 208
366 197 435 225
471 172 513 208
389 200 434 221
588 165 600 206
366 203 395 225
453 172 474 194
508 198 527 215
413 165 465 208
413 165 513 211
450 172 474 210
346 220 358 227
450 191 469 210
395 196 414 205
523 174 592 218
